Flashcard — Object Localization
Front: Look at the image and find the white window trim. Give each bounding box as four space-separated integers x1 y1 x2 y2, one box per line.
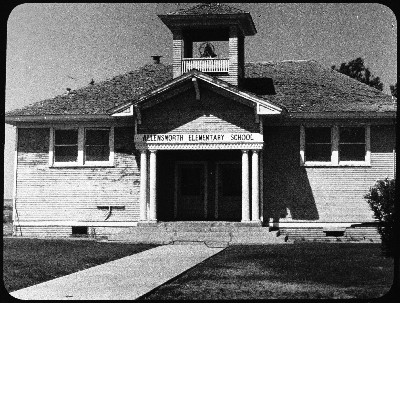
83 127 115 166
50 126 114 167
338 124 370 166
300 124 371 167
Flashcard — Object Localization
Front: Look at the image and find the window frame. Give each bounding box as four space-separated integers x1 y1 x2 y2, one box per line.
53 128 79 165
338 125 370 166
84 127 114 166
50 126 114 167
300 124 370 167
302 126 333 165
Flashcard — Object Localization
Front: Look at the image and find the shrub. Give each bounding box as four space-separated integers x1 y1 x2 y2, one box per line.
3 205 13 223
364 178 396 256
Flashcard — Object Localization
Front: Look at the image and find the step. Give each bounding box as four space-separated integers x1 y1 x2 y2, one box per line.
230 231 286 244
103 225 286 244
173 231 231 242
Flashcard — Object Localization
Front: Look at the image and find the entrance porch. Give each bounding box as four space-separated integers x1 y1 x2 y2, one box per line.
137 148 263 224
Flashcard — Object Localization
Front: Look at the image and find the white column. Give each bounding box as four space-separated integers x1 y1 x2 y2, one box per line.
259 150 264 222
149 150 157 222
139 150 148 221
251 150 260 222
241 150 250 222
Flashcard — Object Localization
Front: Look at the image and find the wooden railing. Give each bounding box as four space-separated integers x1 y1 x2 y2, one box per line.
182 58 229 73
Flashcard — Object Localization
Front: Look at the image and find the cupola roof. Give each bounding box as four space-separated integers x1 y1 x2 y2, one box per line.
158 3 257 36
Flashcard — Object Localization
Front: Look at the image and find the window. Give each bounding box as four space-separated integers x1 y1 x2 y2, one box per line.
54 129 78 163
304 127 331 162
85 129 110 162
339 127 365 162
300 125 370 166
51 126 114 167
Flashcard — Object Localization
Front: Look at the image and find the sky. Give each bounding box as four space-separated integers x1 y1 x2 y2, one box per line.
3 3 397 199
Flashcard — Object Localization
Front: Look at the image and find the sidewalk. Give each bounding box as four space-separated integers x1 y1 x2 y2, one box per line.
10 244 225 300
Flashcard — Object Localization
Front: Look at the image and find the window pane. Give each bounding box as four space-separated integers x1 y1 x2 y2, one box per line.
54 146 78 162
340 127 365 143
55 130 78 145
85 145 110 161
306 143 331 162
86 129 109 145
340 144 365 161
305 127 331 143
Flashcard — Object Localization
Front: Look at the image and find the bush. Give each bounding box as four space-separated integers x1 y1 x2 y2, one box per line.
364 178 396 256
3 205 13 223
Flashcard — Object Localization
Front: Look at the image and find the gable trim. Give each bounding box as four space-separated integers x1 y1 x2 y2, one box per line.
109 69 283 116
111 105 134 116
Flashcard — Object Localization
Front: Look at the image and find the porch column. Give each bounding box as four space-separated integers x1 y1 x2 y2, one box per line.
251 150 260 222
149 150 157 222
139 150 148 221
241 150 250 222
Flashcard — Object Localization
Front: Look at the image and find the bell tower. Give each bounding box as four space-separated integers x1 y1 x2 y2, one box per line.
158 3 257 86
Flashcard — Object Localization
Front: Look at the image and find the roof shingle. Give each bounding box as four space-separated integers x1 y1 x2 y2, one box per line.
5 60 396 118
246 60 396 114
169 3 247 16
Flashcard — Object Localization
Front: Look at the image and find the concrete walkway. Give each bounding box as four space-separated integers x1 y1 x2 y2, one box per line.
10 244 225 301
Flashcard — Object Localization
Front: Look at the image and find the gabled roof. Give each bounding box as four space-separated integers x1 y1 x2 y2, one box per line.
112 68 283 115
5 60 396 122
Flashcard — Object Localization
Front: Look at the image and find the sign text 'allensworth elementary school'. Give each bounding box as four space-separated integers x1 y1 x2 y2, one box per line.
136 133 263 143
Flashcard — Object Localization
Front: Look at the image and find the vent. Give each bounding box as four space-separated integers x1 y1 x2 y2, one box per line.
151 55 162 64
72 226 88 236
325 230 344 237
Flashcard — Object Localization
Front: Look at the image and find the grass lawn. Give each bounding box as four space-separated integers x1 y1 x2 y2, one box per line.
140 243 394 300
3 238 156 292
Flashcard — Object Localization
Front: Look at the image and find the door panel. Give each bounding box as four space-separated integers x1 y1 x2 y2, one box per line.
216 163 241 221
176 163 207 220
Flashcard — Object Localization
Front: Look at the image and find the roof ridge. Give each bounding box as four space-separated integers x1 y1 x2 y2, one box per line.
330 67 387 93
247 59 319 64
169 3 248 16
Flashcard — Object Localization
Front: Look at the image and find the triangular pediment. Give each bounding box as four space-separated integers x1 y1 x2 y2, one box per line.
111 69 283 118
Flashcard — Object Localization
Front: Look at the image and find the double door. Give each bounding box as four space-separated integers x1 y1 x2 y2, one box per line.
174 161 241 221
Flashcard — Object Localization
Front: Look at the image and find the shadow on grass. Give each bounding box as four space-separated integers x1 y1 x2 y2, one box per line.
140 243 394 301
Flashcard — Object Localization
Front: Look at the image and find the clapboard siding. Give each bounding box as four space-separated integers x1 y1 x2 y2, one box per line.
15 226 72 237
15 127 140 222
221 26 239 86
140 87 258 136
172 30 183 79
263 124 395 223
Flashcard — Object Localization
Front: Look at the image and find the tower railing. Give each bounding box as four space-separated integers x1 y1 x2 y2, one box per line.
181 58 229 73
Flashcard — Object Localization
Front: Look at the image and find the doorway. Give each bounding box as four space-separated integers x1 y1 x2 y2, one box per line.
174 161 208 220
215 162 241 221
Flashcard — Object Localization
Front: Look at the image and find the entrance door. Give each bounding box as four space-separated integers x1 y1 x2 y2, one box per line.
216 162 241 221
175 162 207 220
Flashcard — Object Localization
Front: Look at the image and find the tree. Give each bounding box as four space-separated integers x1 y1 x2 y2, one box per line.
331 57 384 91
364 178 396 256
390 82 397 97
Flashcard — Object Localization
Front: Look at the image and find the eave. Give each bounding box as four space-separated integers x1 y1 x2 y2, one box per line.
4 114 114 125
288 111 397 120
158 13 257 36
